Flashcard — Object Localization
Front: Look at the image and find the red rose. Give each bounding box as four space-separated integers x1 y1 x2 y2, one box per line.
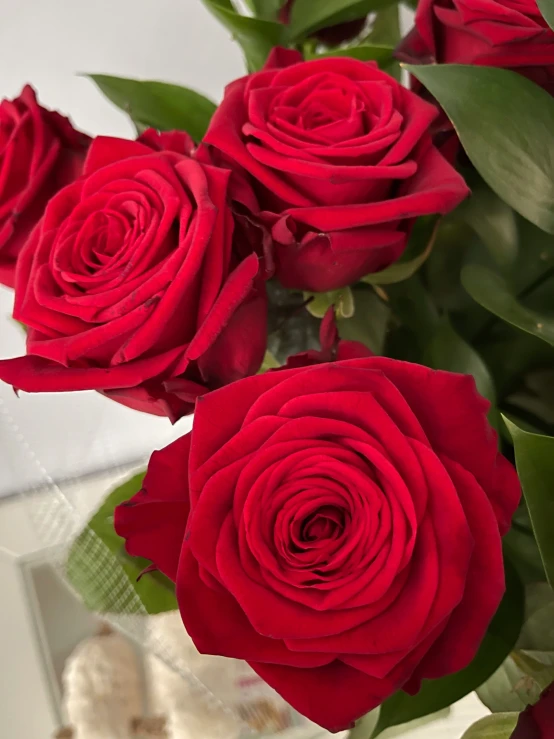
201 48 469 292
279 1 367 46
282 306 373 368
115 358 520 730
0 86 90 287
396 0 554 95
511 684 554 738
0 131 266 420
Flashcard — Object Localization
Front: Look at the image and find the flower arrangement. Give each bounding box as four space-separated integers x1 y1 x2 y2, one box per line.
2 1 554 737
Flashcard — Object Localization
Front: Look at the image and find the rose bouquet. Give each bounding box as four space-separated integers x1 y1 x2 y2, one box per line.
2 0 554 737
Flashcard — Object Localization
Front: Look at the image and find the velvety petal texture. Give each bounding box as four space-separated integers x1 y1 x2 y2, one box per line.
115 357 520 731
396 0 554 96
202 49 469 291
0 131 267 419
0 86 90 287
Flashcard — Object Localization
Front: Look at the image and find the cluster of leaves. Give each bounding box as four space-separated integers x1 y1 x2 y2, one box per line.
65 0 554 736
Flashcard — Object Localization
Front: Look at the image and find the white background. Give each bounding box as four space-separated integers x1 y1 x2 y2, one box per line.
0 0 247 495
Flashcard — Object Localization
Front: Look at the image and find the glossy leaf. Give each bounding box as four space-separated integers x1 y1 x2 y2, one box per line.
461 714 518 739
372 564 524 736
478 585 554 713
407 64 554 235
365 3 400 46
307 44 393 64
88 75 216 140
503 505 547 584
288 0 393 39
201 0 285 70
66 471 178 614
337 287 390 354
503 419 554 587
362 220 438 286
249 0 285 20
462 265 554 347
424 319 496 407
459 183 518 270
537 0 554 31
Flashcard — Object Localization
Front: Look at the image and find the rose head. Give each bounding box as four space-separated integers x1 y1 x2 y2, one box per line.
0 86 90 287
396 0 554 95
0 131 267 420
115 358 520 730
201 48 469 293
511 683 554 738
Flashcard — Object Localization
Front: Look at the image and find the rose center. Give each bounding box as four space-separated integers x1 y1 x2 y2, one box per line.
299 506 346 544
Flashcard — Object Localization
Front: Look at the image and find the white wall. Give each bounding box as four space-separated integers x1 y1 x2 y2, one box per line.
0 0 245 495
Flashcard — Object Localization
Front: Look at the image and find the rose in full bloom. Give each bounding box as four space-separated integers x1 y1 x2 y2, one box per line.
0 131 266 420
279 1 367 46
201 48 469 292
396 0 554 95
511 684 554 738
115 358 520 730
0 86 90 287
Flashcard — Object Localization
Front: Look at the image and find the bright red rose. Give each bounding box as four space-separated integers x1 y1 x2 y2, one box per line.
511 684 554 738
0 86 90 287
0 131 266 420
115 358 520 730
201 48 469 293
396 0 554 96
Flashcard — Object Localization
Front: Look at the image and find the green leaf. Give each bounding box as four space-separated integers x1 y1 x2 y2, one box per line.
289 0 393 39
478 584 554 712
201 0 286 70
407 64 554 235
258 349 281 372
307 44 393 64
503 419 554 587
462 264 554 347
337 287 390 354
372 563 524 736
424 319 496 408
362 218 437 286
66 471 178 614
305 286 355 319
365 3 400 45
461 714 519 739
386 275 440 356
249 0 285 21
503 504 547 584
537 0 554 31
459 182 518 270
87 75 216 141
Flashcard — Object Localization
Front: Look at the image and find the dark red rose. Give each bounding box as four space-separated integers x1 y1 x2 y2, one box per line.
396 0 554 96
279 1 367 46
0 131 266 420
282 306 373 368
202 48 469 293
511 684 554 738
0 86 90 287
115 358 520 730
